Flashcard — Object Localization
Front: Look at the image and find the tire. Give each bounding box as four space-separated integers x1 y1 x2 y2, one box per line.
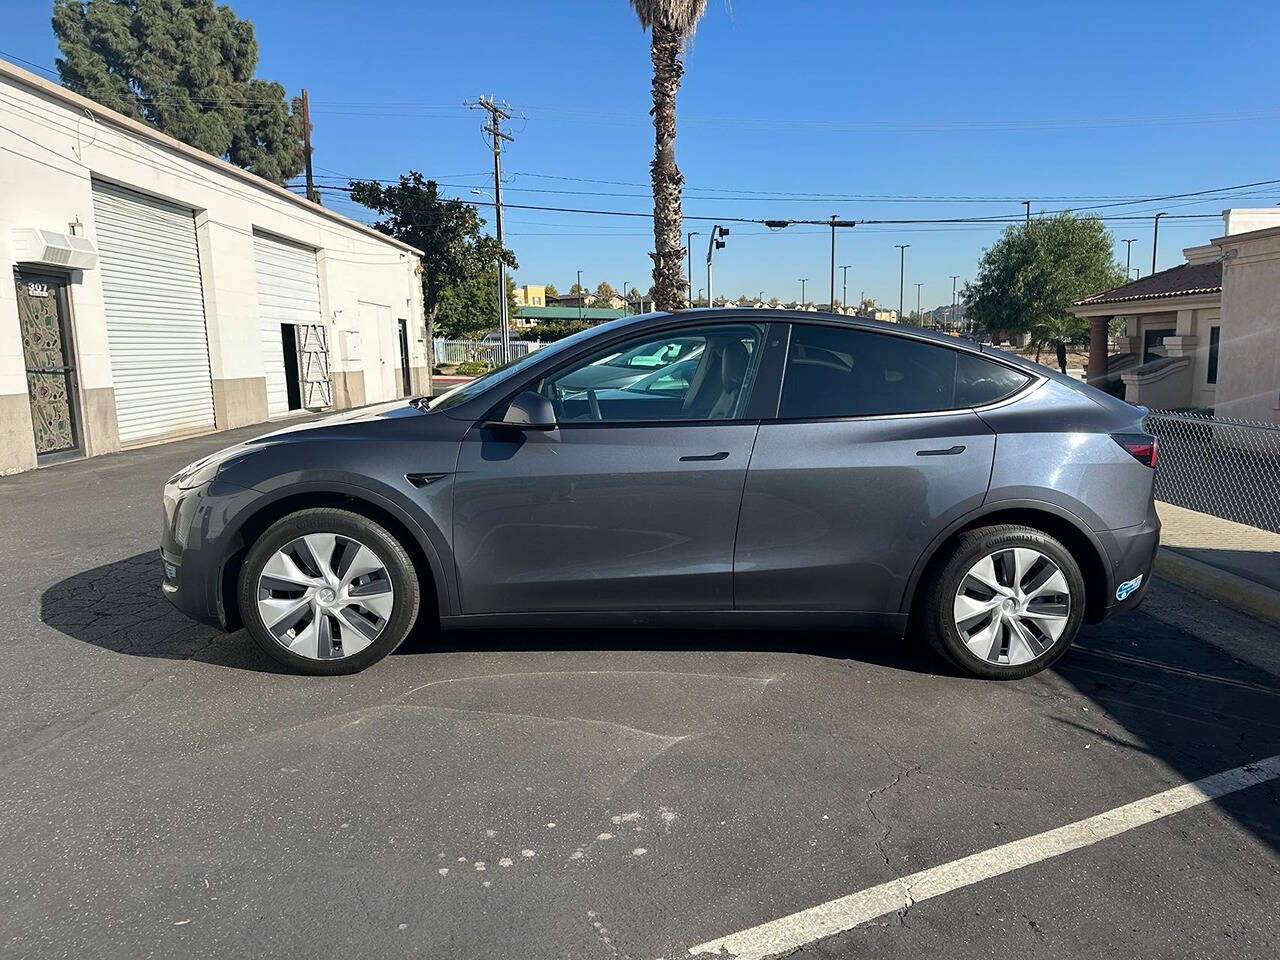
237 508 421 675
916 524 1086 680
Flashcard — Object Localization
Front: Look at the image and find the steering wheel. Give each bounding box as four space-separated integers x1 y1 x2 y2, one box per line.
586 388 603 421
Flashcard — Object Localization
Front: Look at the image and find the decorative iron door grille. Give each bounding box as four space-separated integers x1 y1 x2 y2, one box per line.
15 271 80 458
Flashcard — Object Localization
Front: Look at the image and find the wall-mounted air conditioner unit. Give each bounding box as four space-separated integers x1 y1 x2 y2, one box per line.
10 228 98 270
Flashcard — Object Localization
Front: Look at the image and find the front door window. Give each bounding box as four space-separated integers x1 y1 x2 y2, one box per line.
15 272 80 460
540 323 765 423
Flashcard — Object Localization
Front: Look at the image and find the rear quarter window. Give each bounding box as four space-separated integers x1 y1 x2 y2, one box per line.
955 353 1032 407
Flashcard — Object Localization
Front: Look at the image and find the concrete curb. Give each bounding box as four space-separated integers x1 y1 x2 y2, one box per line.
1155 547 1280 628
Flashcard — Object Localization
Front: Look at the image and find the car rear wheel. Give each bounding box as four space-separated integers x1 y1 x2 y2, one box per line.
238 508 420 675
918 524 1085 680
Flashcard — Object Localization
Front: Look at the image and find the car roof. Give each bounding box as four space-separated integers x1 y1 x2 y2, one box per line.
616 308 989 353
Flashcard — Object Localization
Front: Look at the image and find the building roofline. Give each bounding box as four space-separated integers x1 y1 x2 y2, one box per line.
0 58 423 257
1212 224 1280 246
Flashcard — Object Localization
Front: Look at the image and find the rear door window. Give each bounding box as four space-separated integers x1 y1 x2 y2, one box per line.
779 325 1030 419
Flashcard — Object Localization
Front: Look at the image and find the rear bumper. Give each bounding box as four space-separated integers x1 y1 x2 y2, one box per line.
1093 501 1161 621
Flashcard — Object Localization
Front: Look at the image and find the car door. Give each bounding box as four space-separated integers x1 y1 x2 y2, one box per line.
452 321 774 615
733 322 1031 615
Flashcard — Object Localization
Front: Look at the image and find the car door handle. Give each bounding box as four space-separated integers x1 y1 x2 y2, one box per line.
916 445 966 456
680 451 730 462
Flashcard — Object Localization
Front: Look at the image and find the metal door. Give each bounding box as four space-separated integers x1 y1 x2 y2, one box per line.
92 181 214 444
15 271 80 460
398 318 412 396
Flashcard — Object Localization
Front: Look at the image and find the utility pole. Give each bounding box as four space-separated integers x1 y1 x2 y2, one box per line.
706 225 729 306
686 231 699 306
915 282 923 326
1122 238 1138 279
894 244 910 321
301 88 317 204
468 96 514 362
840 265 852 313
1023 200 1031 223
1152 213 1166 274
950 275 959 332
798 278 808 306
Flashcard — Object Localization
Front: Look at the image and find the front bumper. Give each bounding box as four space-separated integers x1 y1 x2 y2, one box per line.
161 476 252 630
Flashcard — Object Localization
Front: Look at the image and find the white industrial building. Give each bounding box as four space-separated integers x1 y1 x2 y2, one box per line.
0 59 427 475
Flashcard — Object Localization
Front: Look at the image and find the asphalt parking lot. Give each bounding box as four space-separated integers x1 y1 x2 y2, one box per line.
2 421 1278 960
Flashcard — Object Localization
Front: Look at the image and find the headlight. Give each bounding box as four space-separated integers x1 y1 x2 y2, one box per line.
172 450 248 489
176 458 223 489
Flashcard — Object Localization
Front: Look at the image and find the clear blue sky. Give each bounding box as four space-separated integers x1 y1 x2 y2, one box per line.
5 0 1280 310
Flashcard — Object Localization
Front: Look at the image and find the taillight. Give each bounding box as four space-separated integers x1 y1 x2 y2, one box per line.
1112 433 1158 468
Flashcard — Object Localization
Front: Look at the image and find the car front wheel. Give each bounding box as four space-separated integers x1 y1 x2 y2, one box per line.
918 524 1086 680
237 508 421 675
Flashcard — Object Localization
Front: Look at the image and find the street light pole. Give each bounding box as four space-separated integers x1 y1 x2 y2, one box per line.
576 269 583 323
915 282 923 326
894 244 910 321
1122 239 1137 278
840 265 852 313
1151 213 1166 274
706 225 729 306
686 231 699 306
622 280 629 315
798 278 808 306
826 216 855 309
950 275 959 331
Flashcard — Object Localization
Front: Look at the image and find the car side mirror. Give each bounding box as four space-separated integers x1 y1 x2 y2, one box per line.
483 390 557 432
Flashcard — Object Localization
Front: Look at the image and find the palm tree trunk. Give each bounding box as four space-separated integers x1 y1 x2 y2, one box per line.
648 24 685 312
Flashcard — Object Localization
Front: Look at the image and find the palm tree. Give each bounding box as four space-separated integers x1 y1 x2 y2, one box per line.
630 0 708 311
1029 314 1086 375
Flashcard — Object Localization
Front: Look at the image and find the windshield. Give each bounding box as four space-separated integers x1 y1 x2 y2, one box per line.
426 324 610 411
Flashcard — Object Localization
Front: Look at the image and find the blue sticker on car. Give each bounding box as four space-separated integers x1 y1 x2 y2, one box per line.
1116 574 1143 601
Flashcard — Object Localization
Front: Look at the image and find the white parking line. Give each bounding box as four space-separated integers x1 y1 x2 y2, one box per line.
688 753 1280 959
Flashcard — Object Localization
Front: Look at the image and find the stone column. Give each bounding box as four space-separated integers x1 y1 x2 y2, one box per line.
1086 314 1112 385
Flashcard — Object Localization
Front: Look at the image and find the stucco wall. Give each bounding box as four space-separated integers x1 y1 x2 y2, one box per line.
0 66 425 473
1213 229 1280 422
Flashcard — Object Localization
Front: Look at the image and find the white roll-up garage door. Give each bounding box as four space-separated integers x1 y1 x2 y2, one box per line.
92 181 215 446
253 231 323 416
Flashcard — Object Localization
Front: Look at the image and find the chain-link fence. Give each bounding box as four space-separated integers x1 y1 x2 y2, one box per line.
1145 409 1280 533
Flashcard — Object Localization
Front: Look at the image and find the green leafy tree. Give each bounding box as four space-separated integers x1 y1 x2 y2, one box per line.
544 283 560 299
964 214 1125 359
53 0 305 183
594 281 617 303
630 0 709 310
349 172 515 341
568 282 587 295
516 320 591 343
435 272 517 341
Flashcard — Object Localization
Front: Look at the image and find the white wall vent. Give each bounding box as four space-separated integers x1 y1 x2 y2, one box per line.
10 228 98 270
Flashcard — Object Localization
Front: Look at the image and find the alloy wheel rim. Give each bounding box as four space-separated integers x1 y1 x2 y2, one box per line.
256 533 394 660
952 547 1071 666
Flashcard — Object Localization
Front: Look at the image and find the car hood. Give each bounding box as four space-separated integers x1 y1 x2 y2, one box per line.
170 401 433 486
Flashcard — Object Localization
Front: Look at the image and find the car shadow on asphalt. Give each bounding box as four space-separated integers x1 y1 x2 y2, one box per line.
39 552 957 677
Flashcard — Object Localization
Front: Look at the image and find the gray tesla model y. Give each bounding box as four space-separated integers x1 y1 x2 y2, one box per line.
162 310 1159 678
